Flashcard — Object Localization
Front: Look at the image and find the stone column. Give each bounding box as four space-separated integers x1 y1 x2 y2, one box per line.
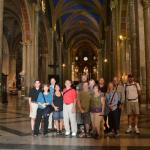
97 48 103 79
49 28 55 75
58 41 63 85
45 54 49 82
22 41 32 95
67 47 71 80
143 0 150 107
119 38 126 76
21 41 27 96
104 26 112 82
111 7 117 77
129 0 138 79
26 41 32 95
31 3 39 83
34 4 39 80
0 0 4 96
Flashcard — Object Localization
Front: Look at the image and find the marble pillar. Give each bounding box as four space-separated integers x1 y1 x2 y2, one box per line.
49 28 55 75
0 0 4 96
129 0 138 79
111 6 117 77
136 0 146 103
97 48 103 79
143 0 150 107
58 41 62 85
31 3 39 82
104 26 112 82
23 41 32 95
67 47 71 80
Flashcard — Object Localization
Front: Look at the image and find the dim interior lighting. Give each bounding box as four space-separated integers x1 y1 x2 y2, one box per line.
41 0 46 13
104 58 108 63
62 64 66 68
93 56 96 60
54 24 56 31
75 56 78 61
75 67 79 72
61 36 63 42
122 74 128 81
83 57 88 61
119 35 124 40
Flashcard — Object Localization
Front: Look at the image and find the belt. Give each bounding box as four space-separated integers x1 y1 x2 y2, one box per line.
128 97 138 101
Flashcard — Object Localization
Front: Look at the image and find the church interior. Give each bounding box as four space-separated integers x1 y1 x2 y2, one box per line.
0 0 150 149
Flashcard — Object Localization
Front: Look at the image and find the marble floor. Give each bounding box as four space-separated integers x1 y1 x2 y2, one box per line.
0 95 150 150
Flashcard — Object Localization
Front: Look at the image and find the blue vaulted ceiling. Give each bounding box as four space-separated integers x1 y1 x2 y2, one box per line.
52 0 106 24
49 0 107 49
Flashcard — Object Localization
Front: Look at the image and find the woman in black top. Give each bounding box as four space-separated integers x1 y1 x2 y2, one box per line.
53 84 63 134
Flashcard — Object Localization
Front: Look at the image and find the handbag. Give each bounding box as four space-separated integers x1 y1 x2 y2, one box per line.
42 93 54 117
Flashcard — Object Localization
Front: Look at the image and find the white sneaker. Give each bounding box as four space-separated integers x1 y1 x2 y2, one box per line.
72 132 77 137
135 127 140 134
126 127 132 133
65 132 70 136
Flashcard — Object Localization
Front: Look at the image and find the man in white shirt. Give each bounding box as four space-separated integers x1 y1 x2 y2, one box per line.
125 74 141 134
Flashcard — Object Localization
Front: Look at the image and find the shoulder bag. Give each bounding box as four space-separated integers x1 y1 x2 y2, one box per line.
42 93 54 117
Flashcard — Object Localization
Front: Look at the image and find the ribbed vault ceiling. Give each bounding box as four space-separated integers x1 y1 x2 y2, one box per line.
48 0 107 53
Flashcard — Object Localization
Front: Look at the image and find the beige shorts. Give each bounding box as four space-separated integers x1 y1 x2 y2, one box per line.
29 102 38 119
127 101 139 115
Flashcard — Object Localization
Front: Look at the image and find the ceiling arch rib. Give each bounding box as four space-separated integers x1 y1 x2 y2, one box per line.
62 0 105 21
61 13 99 33
92 0 106 22
51 0 107 59
71 41 98 56
68 34 99 49
66 29 100 46
51 0 104 28
64 26 99 40
59 9 100 26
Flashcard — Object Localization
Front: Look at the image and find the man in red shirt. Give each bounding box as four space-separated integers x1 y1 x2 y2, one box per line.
63 80 77 136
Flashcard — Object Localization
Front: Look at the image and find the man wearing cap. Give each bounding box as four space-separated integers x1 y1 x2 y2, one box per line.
125 74 141 134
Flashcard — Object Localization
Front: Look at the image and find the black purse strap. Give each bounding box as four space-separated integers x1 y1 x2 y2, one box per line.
110 90 117 104
63 88 73 96
42 92 46 103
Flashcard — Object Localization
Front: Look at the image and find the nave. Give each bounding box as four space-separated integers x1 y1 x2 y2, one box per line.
0 0 150 149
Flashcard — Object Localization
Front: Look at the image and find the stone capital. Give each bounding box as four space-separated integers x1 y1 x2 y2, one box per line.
21 40 32 46
143 0 150 9
110 1 116 9
129 0 136 6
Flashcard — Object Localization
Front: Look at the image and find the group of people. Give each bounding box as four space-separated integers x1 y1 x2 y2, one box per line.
28 74 141 139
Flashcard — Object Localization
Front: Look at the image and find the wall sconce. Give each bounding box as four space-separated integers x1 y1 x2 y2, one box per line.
104 58 108 63
119 35 123 40
83 57 88 61
93 56 96 60
93 67 97 73
75 67 79 72
41 0 46 13
119 35 126 41
75 56 78 61
62 64 66 68
53 24 56 31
